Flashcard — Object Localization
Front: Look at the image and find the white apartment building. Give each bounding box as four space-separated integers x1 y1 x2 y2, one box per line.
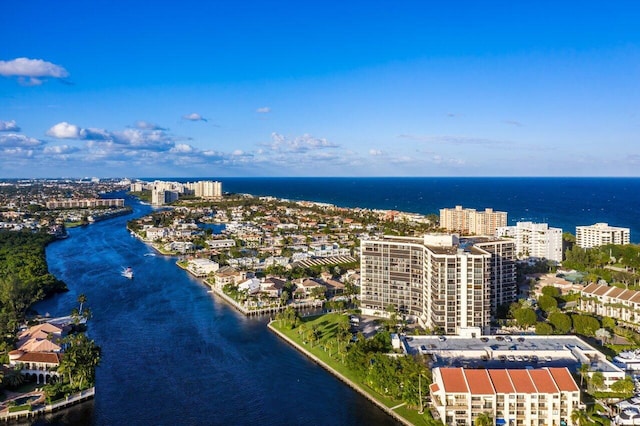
576 222 630 248
430 367 582 426
440 205 507 236
498 221 563 263
360 234 514 334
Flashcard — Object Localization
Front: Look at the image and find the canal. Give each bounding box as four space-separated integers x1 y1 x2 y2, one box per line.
33 193 396 425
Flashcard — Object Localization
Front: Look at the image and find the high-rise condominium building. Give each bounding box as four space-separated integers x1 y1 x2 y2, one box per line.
360 234 516 335
439 205 507 236
576 223 630 249
468 237 517 313
497 221 563 263
190 180 222 198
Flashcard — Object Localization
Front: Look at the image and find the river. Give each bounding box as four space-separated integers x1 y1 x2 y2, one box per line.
33 193 396 425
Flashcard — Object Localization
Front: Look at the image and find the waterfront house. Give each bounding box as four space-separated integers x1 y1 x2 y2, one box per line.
186 258 219 277
213 266 246 288
260 277 286 298
322 278 345 297
166 241 195 254
238 277 261 294
9 350 62 384
293 278 326 299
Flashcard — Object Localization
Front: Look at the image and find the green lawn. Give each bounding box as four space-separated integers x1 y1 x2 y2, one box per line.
271 313 435 425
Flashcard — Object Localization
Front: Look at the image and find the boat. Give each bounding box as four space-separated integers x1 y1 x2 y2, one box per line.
121 266 134 279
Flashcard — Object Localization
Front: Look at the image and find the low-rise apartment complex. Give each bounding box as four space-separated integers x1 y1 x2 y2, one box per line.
580 282 640 326
430 367 582 426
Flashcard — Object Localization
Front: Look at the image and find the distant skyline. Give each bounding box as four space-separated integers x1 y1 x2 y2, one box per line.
1 1 639 178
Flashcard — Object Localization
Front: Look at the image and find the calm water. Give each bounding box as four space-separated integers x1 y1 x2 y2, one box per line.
34 192 396 426
32 177 640 424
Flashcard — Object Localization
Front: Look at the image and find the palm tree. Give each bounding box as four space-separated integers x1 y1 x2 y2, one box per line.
474 412 492 426
2 367 24 389
579 363 590 387
77 293 87 315
571 408 590 426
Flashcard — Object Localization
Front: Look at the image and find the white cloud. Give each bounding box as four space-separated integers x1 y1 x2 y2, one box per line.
0 58 69 85
182 112 207 122
46 122 181 151
44 145 81 155
256 107 271 113
0 133 44 147
265 132 339 153
170 143 194 153
369 149 383 156
1 147 34 158
46 122 83 139
0 120 20 132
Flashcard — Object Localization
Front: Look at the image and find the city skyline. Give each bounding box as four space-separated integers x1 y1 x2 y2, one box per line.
2 1 639 178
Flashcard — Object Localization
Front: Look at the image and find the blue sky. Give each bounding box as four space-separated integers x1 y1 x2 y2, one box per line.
1 1 639 178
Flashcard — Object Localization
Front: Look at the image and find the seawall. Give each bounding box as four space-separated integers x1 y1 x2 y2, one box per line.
268 322 413 426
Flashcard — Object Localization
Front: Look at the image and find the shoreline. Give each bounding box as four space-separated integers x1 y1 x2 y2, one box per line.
267 322 413 426
0 387 94 423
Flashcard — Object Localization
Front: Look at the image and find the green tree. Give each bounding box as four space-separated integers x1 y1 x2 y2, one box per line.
310 286 327 300
1 367 24 389
548 312 572 334
579 363 590 387
571 408 591 426
573 314 600 337
514 308 536 328
535 322 553 335
611 376 635 397
474 412 493 426
589 371 605 392
541 286 560 298
602 316 616 331
78 293 87 315
58 333 101 390
537 294 558 312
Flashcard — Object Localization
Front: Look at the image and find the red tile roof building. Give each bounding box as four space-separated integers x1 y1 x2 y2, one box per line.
430 367 582 426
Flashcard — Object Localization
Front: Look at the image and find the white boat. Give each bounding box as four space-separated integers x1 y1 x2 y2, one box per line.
121 266 134 279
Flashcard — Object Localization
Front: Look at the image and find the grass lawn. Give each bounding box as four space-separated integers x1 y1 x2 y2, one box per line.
271 313 434 425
